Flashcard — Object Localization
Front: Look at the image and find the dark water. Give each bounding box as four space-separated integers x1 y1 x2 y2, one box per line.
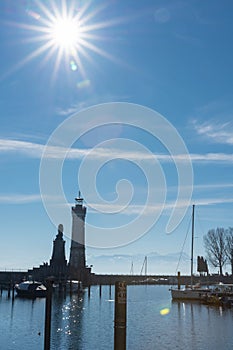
1 285 233 349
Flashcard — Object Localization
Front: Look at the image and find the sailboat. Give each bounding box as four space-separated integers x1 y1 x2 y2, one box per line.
170 205 210 300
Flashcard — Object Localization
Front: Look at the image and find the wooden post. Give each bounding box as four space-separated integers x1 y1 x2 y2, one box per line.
12 284 15 301
178 271 181 290
88 285 91 298
114 281 127 350
69 280 72 296
44 279 53 350
99 284 102 298
58 282 62 294
77 281 80 294
109 284 112 298
7 283 11 298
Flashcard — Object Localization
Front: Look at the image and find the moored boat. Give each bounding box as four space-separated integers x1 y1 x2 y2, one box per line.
201 283 233 307
171 283 210 300
202 293 233 308
211 283 233 297
170 205 211 301
15 281 47 298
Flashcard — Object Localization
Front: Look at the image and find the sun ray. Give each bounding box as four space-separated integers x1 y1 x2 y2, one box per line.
78 2 109 27
52 46 65 81
74 0 93 22
35 0 56 23
61 0 68 18
81 16 129 32
1 40 54 81
72 48 91 77
38 44 58 70
78 38 118 63
3 20 50 34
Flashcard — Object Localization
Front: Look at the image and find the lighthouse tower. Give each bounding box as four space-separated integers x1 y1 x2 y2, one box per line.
69 192 90 282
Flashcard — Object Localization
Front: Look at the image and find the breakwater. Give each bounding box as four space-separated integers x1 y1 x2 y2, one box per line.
0 270 232 287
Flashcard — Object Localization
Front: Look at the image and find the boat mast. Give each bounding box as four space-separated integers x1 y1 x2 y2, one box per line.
140 256 147 276
190 204 195 287
130 261 134 275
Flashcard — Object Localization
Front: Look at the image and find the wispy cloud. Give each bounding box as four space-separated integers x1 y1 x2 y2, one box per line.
1 191 233 211
0 194 42 204
0 193 61 204
1 138 233 163
86 196 233 216
56 105 83 116
56 94 131 117
193 120 233 145
0 139 44 157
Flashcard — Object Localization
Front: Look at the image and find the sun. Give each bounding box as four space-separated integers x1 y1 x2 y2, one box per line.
49 16 82 53
3 0 122 80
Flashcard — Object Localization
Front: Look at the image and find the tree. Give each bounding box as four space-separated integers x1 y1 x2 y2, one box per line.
203 228 228 275
226 227 233 275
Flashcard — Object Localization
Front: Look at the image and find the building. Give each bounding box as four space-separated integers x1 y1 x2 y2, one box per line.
69 192 91 284
27 193 91 284
28 224 68 281
50 224 67 273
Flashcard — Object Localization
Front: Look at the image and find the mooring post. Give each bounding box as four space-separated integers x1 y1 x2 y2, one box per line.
7 283 11 298
77 281 81 295
58 282 62 294
88 285 91 298
44 278 53 350
178 271 181 290
12 283 15 301
109 284 112 298
99 284 102 298
114 281 127 350
69 280 72 296
0 285 2 296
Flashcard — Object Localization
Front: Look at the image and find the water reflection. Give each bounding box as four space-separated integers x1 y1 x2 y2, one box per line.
51 293 85 350
172 300 204 349
1 286 233 350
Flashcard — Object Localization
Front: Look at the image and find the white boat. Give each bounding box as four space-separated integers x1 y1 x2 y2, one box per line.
170 205 211 300
171 283 210 300
212 283 233 295
15 280 47 298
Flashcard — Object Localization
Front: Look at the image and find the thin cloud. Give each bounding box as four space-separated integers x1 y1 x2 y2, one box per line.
0 193 61 204
86 197 233 216
1 190 233 210
193 120 233 145
0 194 42 204
0 138 233 163
0 139 44 157
56 94 131 117
56 105 83 116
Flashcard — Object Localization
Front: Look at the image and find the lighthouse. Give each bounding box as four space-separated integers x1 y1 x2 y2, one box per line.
69 192 91 283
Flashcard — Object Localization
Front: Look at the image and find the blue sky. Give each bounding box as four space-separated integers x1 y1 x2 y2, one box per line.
1 0 233 275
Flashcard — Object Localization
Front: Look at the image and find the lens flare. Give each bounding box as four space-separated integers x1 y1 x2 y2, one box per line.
70 60 78 71
160 308 170 316
77 79 90 88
